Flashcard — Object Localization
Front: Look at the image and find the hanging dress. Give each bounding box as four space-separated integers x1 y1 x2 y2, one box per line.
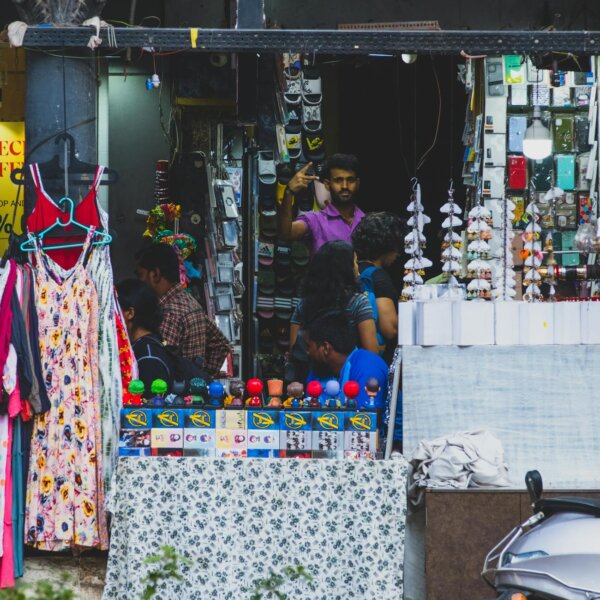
27 164 124 498
25 231 108 551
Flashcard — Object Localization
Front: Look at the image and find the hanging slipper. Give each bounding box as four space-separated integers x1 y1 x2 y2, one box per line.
284 78 302 105
258 151 277 185
301 66 322 105
302 129 325 162
283 53 302 79
285 124 303 160
302 104 322 133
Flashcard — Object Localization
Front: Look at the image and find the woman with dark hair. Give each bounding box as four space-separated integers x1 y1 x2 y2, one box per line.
352 212 403 348
287 241 379 382
116 278 174 396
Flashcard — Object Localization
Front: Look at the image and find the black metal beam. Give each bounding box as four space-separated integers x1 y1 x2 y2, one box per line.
21 27 600 54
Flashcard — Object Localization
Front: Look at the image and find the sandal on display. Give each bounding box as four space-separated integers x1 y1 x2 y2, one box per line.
285 124 303 160
284 78 302 105
258 151 277 185
302 103 322 133
259 181 276 212
283 53 302 79
302 129 325 162
260 211 278 238
301 66 322 105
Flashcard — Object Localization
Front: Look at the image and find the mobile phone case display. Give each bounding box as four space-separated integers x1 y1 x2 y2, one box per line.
440 181 463 279
402 180 432 299
464 55 599 301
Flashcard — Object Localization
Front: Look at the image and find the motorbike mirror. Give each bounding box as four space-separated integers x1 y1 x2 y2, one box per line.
525 470 543 505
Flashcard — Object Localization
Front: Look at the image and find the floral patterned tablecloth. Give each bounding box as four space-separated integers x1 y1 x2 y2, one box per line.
103 457 407 600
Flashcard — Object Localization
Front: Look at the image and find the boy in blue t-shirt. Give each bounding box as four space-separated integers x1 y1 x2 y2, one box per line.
304 312 388 409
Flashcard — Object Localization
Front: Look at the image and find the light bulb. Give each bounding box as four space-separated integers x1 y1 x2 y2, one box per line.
401 53 417 64
523 106 552 159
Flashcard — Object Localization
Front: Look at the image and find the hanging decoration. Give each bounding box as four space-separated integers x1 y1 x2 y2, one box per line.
465 185 493 300
493 195 517 301
402 179 431 299
439 180 463 282
143 203 182 238
522 194 543 301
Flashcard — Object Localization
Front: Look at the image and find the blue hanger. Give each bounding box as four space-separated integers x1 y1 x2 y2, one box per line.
20 196 112 252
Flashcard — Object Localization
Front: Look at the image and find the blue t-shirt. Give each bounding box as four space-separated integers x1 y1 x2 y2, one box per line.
306 349 389 409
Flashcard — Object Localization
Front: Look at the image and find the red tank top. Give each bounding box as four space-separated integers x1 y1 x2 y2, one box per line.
26 163 105 270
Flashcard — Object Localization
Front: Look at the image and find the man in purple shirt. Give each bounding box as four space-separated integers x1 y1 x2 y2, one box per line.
277 153 365 255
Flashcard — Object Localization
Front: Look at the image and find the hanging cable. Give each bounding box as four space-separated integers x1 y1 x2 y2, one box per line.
416 56 442 172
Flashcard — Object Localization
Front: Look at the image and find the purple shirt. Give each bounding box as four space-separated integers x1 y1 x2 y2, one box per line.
297 203 365 255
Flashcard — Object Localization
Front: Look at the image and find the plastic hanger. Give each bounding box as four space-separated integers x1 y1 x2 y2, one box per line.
10 133 119 187
20 196 112 252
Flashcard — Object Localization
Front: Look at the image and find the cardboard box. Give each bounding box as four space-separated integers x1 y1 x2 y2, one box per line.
554 302 582 344
580 302 600 344
151 409 185 450
216 409 247 430
119 408 153 456
183 409 215 457
247 410 280 450
397 301 416 346
416 301 454 346
280 411 312 454
452 301 495 345
312 411 346 459
519 302 554 345
494 301 521 345
345 411 378 456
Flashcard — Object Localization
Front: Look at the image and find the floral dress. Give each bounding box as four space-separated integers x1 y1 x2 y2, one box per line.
25 231 108 551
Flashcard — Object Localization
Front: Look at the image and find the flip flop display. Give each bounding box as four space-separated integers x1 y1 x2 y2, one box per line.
402 180 431 299
285 124 303 159
257 151 277 185
301 66 323 105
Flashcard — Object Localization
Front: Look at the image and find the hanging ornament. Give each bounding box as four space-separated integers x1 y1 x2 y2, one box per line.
439 180 463 280
492 195 517 300
402 179 431 299
522 198 543 301
465 184 493 300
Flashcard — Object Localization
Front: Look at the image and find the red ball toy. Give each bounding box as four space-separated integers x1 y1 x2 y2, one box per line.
246 378 263 396
306 380 323 397
343 380 360 399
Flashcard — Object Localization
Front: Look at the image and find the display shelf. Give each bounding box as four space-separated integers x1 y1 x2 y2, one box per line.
21 27 600 54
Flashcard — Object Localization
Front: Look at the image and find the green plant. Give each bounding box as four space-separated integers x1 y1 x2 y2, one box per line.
248 565 313 600
140 545 192 600
0 573 73 600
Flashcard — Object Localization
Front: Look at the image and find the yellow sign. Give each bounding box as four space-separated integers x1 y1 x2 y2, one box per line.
125 410 149 428
0 122 24 255
156 410 180 427
189 411 211 428
284 413 307 429
349 414 372 431
252 412 275 428
317 413 339 430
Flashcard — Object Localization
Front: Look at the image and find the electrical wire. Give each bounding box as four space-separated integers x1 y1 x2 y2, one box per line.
416 56 442 172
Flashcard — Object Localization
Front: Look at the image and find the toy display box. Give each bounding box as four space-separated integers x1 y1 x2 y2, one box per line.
279 411 312 458
344 411 378 460
215 409 248 457
151 409 185 456
247 410 280 458
119 408 152 457
312 411 346 459
183 409 216 457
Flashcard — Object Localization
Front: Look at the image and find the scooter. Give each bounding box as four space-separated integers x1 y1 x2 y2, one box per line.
482 470 600 599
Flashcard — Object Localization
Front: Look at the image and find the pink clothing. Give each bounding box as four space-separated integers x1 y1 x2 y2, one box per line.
0 384 16 588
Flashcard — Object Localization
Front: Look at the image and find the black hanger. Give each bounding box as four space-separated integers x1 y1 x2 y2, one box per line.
10 132 119 187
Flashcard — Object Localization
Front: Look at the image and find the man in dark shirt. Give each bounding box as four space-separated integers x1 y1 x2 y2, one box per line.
352 212 403 348
135 244 231 377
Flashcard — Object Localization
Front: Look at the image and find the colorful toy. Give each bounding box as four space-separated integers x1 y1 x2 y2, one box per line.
305 381 322 408
150 379 168 407
208 381 225 407
227 379 245 407
343 380 360 409
364 377 380 410
246 378 264 407
324 380 342 408
287 381 305 408
124 379 145 406
266 378 284 407
190 377 208 405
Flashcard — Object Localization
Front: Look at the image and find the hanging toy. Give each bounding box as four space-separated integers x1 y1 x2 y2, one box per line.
402 178 432 299
522 186 544 301
465 183 493 300
492 195 517 301
439 179 463 280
